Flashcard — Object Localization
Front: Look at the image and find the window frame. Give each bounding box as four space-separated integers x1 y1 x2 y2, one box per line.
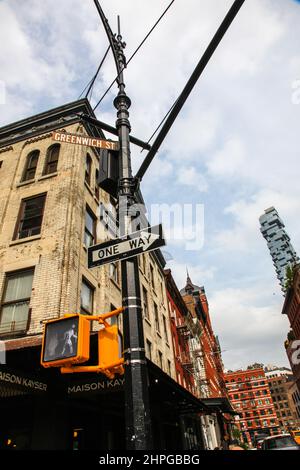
84 206 97 248
146 339 152 360
109 262 120 285
142 286 149 320
22 150 40 182
13 193 46 240
0 268 34 336
80 278 94 315
43 144 60 175
154 302 160 333
95 168 99 200
85 153 92 186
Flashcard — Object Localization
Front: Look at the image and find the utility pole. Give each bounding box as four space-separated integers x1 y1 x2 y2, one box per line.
92 0 246 451
93 1 152 450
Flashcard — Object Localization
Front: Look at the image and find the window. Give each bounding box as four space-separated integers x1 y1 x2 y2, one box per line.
142 254 146 273
162 315 168 343
167 360 171 376
0 269 34 335
146 339 152 360
109 304 117 326
80 279 94 315
142 287 149 320
22 150 39 181
0 161 2 169
150 265 155 289
85 153 92 185
109 262 119 285
154 303 160 333
158 350 163 369
84 207 96 247
14 194 46 240
95 169 99 200
160 281 164 299
44 144 60 175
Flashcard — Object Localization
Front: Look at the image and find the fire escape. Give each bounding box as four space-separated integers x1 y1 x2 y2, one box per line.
176 313 209 398
176 322 194 373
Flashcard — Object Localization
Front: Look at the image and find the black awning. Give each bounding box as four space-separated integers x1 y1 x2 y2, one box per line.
201 397 238 415
147 360 209 415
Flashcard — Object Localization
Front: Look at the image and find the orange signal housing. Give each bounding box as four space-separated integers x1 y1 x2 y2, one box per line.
41 314 90 368
98 324 123 371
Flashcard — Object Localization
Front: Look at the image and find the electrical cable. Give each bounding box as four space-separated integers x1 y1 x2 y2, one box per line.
78 45 110 100
93 0 175 111
140 98 178 153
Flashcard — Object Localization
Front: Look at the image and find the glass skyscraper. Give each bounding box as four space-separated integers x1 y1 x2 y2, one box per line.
259 207 299 292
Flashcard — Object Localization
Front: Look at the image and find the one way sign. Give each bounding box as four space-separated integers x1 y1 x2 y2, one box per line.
88 224 165 268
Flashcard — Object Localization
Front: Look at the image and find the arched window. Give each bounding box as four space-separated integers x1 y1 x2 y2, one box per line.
85 153 92 186
44 144 60 175
22 150 40 181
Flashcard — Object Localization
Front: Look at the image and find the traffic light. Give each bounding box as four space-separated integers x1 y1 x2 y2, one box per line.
98 324 123 371
41 314 90 368
98 149 119 198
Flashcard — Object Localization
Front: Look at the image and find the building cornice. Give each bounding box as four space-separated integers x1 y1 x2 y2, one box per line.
0 98 105 149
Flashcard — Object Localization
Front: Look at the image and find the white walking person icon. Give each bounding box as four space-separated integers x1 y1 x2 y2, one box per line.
61 324 78 356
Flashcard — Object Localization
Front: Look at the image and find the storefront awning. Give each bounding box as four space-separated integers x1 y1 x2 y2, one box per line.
201 397 238 415
148 360 210 415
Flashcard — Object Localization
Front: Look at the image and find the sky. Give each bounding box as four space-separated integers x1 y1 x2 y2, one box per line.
0 0 300 371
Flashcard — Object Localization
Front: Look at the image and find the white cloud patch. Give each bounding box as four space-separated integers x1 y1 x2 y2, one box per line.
206 137 246 179
1 0 300 370
177 166 208 192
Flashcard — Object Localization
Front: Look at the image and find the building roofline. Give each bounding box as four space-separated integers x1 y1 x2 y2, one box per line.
0 98 102 148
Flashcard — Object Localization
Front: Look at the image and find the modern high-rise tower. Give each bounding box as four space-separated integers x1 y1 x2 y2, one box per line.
259 207 299 292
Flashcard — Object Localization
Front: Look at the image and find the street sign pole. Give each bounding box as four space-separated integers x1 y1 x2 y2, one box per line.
93 1 152 449
114 54 153 452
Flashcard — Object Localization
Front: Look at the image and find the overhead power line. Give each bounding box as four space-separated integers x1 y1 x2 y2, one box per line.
78 45 110 100
93 0 175 111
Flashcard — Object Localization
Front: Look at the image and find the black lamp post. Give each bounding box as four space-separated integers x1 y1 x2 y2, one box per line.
93 1 153 450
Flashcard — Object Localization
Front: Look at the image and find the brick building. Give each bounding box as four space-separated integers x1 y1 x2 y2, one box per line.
266 373 300 432
0 99 207 450
164 269 197 396
181 275 227 399
225 368 280 445
282 266 300 396
180 274 234 450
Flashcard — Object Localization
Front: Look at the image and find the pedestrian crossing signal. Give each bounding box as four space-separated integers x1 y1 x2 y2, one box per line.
41 314 90 367
98 324 124 374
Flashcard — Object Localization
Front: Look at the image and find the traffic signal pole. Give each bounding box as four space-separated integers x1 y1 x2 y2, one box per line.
93 0 246 451
93 1 152 450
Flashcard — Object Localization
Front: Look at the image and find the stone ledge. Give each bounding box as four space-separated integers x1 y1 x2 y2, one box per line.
3 335 42 351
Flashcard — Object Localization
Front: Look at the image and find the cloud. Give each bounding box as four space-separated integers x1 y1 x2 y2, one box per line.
1 0 300 371
166 260 216 292
212 189 300 254
209 283 291 370
206 137 246 179
177 166 209 192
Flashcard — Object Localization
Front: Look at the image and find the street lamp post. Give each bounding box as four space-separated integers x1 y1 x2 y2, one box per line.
92 0 246 451
93 1 152 450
